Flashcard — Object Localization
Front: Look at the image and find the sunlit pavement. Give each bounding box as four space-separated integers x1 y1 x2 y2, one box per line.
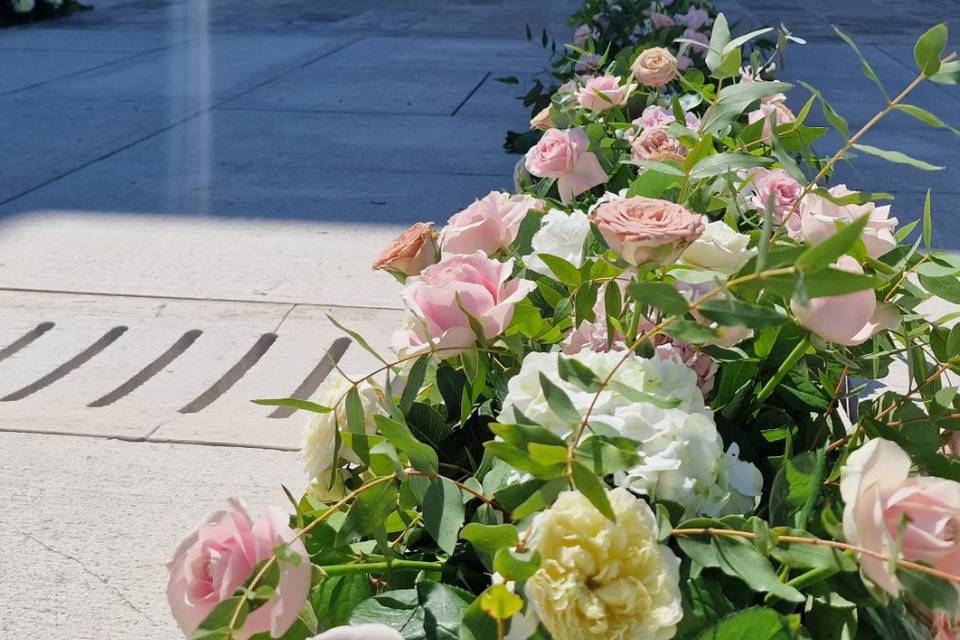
0 1 957 637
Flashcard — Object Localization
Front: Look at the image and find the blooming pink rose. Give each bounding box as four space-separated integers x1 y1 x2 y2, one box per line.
372 222 438 276
562 284 627 355
573 24 592 49
791 255 899 346
799 184 898 258
530 106 555 131
393 251 535 355
167 500 311 640
682 28 710 56
525 128 608 203
631 127 687 163
577 74 635 112
750 168 802 229
747 96 796 142
440 191 544 257
679 7 712 30
932 613 960 640
631 47 678 87
841 438 960 596
635 105 700 132
314 624 404 640
590 196 705 266
654 338 717 395
649 11 675 28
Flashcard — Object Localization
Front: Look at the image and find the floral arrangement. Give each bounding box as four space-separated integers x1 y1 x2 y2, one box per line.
166 13 960 640
502 0 774 152
1 0 88 26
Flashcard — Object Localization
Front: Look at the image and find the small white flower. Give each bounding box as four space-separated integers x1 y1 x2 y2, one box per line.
522 209 590 276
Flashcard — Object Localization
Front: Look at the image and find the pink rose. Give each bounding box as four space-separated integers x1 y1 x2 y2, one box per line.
562 284 627 355
575 52 602 73
679 7 712 30
167 500 311 639
393 251 536 355
530 106 555 131
791 255 899 346
841 438 960 596
747 96 796 142
440 191 544 256
799 184 898 258
524 128 608 203
590 196 705 266
576 74 635 112
631 47 678 87
932 613 960 640
750 168 802 228
372 222 438 276
649 11 675 28
631 127 687 163
314 624 404 640
682 28 710 56
654 340 717 396
634 105 700 132
573 24 593 49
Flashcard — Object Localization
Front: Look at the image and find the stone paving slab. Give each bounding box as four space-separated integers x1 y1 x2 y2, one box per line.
0 26 183 51
0 431 303 639
0 49 134 95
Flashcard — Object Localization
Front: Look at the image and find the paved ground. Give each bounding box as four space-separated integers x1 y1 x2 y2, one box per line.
0 0 958 638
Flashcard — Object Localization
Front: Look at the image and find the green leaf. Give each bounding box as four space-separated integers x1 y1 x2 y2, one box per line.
931 59 960 84
724 27 774 53
688 153 772 180
193 597 248 639
336 480 397 546
803 269 880 297
399 355 429 414
480 583 524 621
914 23 948 76
677 579 736 637
920 273 960 304
423 477 465 554
852 143 944 171
460 523 518 554
923 189 933 252
694 607 794 640
571 459 615 521
895 104 960 136
706 13 730 72
663 319 720 343
607 379 681 409
538 372 581 425
538 253 581 287
898 567 959 617
345 386 370 463
374 415 438 473
327 314 388 365
795 214 869 271
702 81 792 135
557 355 601 391
251 398 331 413
698 299 787 329
769 528 857 572
493 547 541 582
833 26 887 97
627 281 689 315
459 592 500 640
769 451 824 529
313 573 373 630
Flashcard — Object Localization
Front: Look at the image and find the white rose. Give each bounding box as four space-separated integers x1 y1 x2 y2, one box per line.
311 625 403 640
680 220 755 274
302 372 387 495
522 209 590 276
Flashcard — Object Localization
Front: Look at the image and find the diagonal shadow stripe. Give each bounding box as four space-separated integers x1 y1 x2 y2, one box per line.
178 333 277 414
0 322 55 363
2 326 128 401
268 336 351 419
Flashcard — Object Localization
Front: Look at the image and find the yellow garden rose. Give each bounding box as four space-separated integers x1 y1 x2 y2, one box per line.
526 488 682 640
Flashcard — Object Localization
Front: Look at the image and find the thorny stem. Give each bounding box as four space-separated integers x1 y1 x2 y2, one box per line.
671 527 960 585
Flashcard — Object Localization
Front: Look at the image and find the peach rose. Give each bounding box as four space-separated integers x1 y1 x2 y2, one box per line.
631 127 687 163
590 196 705 266
576 74 635 113
530 106 555 131
372 222 438 276
841 438 960 596
649 11 675 28
799 184 898 258
525 128 608 203
167 500 311 639
440 191 544 257
631 47 678 87
791 255 899 346
393 251 535 355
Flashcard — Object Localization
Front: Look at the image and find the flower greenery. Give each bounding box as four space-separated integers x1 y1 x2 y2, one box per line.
1 0 88 26
167 9 960 640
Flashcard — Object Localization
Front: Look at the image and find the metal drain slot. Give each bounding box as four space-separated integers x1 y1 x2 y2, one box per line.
0 322 55 363
1 326 128 402
178 333 277 414
268 337 351 418
88 329 203 407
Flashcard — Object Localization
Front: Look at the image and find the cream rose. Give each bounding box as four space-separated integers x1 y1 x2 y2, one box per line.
680 220 755 274
590 195 705 266
841 438 960 596
525 488 683 640
631 47 678 87
372 222 438 276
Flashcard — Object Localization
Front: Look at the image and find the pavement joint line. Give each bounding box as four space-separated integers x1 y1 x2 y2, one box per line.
0 425 299 452
0 37 192 99
0 285 405 312
451 70 492 117
213 35 366 109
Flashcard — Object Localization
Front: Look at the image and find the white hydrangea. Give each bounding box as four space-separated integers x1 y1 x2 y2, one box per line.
302 372 387 499
500 350 761 516
521 209 590 277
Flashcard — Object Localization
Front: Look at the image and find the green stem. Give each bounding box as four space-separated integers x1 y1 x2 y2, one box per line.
318 560 443 576
756 335 811 402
